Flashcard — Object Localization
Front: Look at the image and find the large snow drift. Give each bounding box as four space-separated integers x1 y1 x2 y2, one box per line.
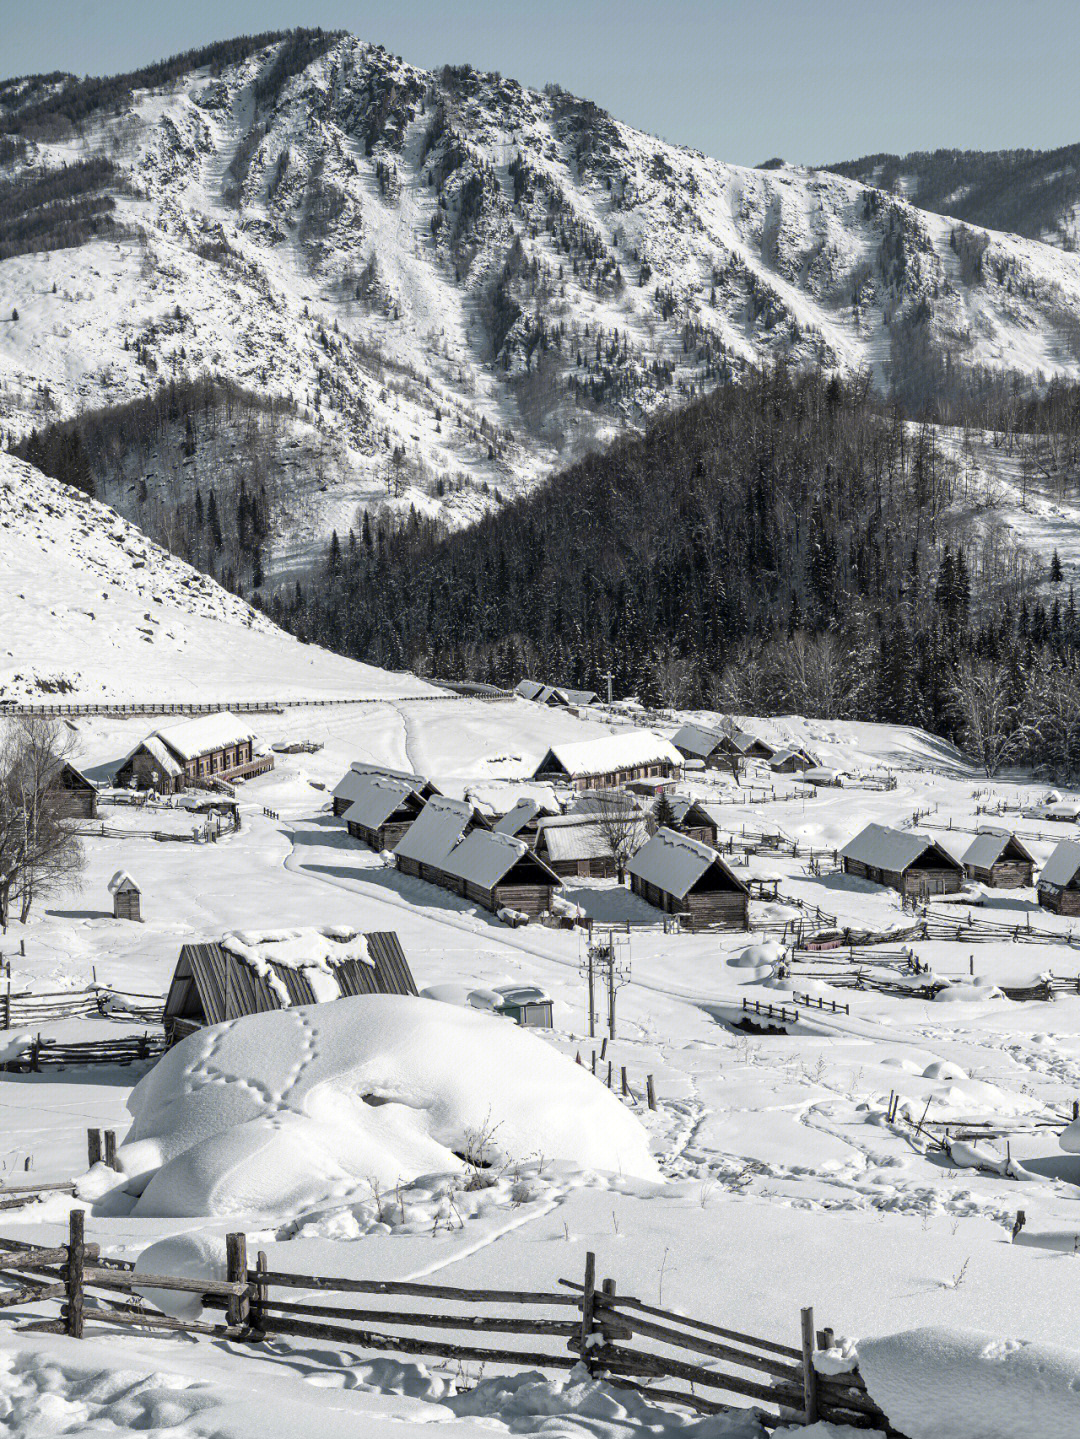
858 1326 1080 1439
122 994 661 1216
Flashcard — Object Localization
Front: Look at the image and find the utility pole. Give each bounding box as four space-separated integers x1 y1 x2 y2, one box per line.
601 670 614 705
578 938 598 1038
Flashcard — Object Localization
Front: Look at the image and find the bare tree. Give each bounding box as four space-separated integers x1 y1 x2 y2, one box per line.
591 789 644 883
949 658 1026 777
0 718 85 927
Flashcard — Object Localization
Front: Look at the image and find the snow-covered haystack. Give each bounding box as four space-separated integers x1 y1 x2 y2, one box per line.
857 1326 1080 1439
121 994 661 1217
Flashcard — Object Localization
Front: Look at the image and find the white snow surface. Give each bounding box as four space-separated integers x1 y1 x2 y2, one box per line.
857 1326 1080 1439
123 994 662 1218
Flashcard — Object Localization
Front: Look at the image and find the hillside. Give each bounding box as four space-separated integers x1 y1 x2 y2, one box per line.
823 144 1080 251
0 449 438 701
6 33 1080 579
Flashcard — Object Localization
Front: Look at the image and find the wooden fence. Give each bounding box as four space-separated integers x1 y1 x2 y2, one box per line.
0 1215 888 1429
3 693 497 718
1 1032 166 1072
739 999 800 1031
1 985 164 1030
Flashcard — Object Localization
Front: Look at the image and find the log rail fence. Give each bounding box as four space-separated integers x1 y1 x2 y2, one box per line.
0 1215 889 1431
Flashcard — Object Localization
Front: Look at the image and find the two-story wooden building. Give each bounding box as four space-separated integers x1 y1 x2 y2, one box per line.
533 731 682 791
114 712 268 793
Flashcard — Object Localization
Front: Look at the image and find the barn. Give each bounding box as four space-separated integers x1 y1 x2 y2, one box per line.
533 731 682 790
114 712 268 793
628 828 749 931
342 773 428 851
840 823 964 898
533 812 646 878
671 723 730 768
332 763 439 818
440 829 562 916
962 831 1036 888
48 761 98 819
393 795 489 885
1037 841 1080 915
162 928 418 1042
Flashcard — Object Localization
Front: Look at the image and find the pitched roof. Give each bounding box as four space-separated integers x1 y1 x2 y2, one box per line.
554 687 599 706
768 747 810 767
493 798 543 835
534 729 682 779
732 729 775 756
1039 840 1080 889
840 822 961 873
515 680 548 701
394 795 481 867
442 829 560 889
120 732 183 778
672 722 727 758
108 869 138 894
962 830 1035 870
628 827 747 901
333 762 434 806
152 711 255 763
342 773 422 830
656 796 716 827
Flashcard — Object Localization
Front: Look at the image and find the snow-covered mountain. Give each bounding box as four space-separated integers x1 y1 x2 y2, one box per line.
5 31 1080 574
0 449 438 701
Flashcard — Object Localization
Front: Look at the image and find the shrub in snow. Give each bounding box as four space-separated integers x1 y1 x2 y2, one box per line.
121 994 661 1218
858 1326 1080 1439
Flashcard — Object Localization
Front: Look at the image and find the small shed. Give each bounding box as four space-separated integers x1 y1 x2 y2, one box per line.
727 730 777 762
440 829 562 917
49 761 98 819
394 795 490 884
1037 841 1080 915
628 828 749 931
342 773 427 851
163 928 418 1040
332 763 438 818
840 823 964 898
962 831 1036 888
534 811 649 878
494 984 554 1027
108 870 141 921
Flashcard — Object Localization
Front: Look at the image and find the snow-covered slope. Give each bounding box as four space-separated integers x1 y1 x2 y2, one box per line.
0 451 437 700
6 34 1080 574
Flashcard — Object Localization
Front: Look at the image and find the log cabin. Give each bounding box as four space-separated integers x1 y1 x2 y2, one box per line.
440 829 561 917
653 796 720 846
114 712 268 793
163 928 418 1043
393 795 490 885
962 831 1036 889
1037 840 1080 915
48 761 98 819
342 773 428 851
491 796 560 842
533 730 682 790
840 823 964 898
515 680 599 707
332 763 439 818
628 828 749 931
768 747 815 774
671 723 731 769
533 812 647 878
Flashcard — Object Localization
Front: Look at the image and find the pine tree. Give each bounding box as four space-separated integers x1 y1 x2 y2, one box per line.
654 792 677 830
207 490 222 549
1051 550 1064 583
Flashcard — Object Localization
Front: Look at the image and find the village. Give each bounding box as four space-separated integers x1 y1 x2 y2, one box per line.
5 682 1080 1434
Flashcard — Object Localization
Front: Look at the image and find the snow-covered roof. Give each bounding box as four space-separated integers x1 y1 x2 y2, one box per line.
1039 840 1080 889
535 729 682 779
962 830 1035 870
514 680 547 701
655 795 715 826
768 747 809 767
672 722 727 758
732 729 774 755
628 827 746 900
442 829 560 889
341 773 422 829
394 795 479 867
107 870 138 894
555 687 599 706
536 811 648 862
492 798 543 835
220 928 374 1005
152 711 255 763
494 984 551 1006
840 823 960 873
333 762 431 806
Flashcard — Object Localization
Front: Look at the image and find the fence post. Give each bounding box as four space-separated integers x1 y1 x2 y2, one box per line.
646 1074 656 1110
800 1305 818 1422
226 1232 249 1330
87 1129 102 1168
577 1251 597 1373
65 1209 86 1338
250 1250 268 1337
103 1131 118 1171
620 1065 629 1098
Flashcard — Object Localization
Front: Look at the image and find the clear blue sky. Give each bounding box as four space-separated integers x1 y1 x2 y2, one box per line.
5 0 1079 166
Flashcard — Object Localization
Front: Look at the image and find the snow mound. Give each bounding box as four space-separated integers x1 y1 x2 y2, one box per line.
858 1326 1080 1439
134 1232 228 1320
729 939 786 969
122 994 661 1217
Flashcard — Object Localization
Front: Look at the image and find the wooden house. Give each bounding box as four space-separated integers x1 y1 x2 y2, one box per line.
491 796 561 842
332 763 438 818
768 748 814 774
628 828 749 931
108 871 141 921
1037 841 1080 914
440 829 561 917
671 723 730 769
515 681 599 707
533 812 645 878
114 712 268 793
393 795 489 885
654 796 720 846
48 761 98 819
962 831 1036 889
163 928 418 1042
342 773 428 851
840 823 964 899
725 730 777 762
533 731 682 791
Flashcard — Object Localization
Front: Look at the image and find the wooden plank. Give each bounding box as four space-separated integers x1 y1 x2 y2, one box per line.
81 1305 247 1339
249 1312 581 1369
65 1209 85 1338
801 1306 818 1422
582 1307 801 1380
578 1251 597 1368
559 1280 801 1358
237 1297 578 1335
254 1271 579 1304
0 1281 66 1309
597 1344 794 1409
226 1233 248 1329
83 1267 245 1298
